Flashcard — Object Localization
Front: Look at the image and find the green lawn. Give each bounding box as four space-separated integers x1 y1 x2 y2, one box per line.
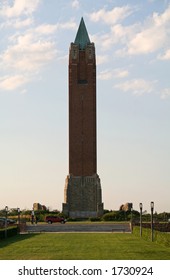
0 232 170 260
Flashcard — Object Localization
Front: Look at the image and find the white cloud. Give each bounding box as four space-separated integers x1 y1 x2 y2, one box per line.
127 6 170 55
98 68 129 80
0 15 76 90
111 23 136 42
0 75 28 91
13 17 33 28
0 17 34 29
114 69 129 78
91 25 132 51
90 5 170 57
89 11 138 52
96 55 108 65
34 20 77 35
91 33 114 50
98 70 113 80
71 0 80 9
114 79 156 96
0 0 40 18
89 6 132 25
159 49 170 60
127 25 167 55
1 32 57 72
56 20 77 30
1 19 76 73
35 24 58 35
161 88 170 99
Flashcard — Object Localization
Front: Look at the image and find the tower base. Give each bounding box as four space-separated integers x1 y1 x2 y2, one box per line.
62 174 104 218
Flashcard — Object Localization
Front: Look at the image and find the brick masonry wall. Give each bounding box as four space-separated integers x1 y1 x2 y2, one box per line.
69 44 96 176
63 42 103 218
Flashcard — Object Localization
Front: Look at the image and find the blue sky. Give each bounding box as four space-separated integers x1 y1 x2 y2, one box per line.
0 0 170 213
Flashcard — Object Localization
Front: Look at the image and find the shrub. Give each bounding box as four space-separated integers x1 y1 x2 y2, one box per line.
89 217 101 222
0 226 18 239
103 211 118 221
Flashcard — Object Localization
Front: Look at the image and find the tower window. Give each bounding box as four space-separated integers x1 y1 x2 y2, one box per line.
72 49 77 59
89 49 92 59
78 79 88 84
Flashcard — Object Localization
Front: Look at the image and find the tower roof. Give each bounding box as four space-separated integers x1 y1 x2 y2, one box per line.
74 17 91 50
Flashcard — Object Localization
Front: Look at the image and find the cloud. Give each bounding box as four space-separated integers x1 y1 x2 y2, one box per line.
98 70 113 80
0 22 60 92
90 24 136 51
89 6 132 25
0 0 40 18
1 32 57 72
1 19 76 74
114 69 129 78
89 5 170 57
96 55 108 65
127 6 170 55
159 49 170 60
127 25 167 55
0 17 34 29
34 20 77 34
161 88 170 99
0 75 29 91
98 68 129 80
56 20 77 30
114 79 156 96
71 0 80 9
89 10 138 51
13 17 34 28
35 24 58 35
0 4 77 92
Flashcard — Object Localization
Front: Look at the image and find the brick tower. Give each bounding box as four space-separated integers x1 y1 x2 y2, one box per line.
63 18 103 218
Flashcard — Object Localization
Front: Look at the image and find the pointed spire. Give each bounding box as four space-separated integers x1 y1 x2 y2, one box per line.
74 17 91 50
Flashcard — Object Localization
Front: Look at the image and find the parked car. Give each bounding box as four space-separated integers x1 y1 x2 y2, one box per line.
45 216 66 224
0 217 16 225
7 218 16 224
0 218 4 227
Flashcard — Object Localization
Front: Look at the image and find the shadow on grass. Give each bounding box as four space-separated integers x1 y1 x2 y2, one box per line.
0 233 40 249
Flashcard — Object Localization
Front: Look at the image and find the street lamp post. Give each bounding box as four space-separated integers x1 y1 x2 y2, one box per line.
17 208 20 225
139 203 143 237
151 201 154 242
131 204 133 233
5 206 8 239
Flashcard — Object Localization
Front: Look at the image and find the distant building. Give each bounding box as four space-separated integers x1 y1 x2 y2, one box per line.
33 203 47 211
120 203 133 212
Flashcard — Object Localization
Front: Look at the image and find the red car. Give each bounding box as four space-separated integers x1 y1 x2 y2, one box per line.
45 216 66 224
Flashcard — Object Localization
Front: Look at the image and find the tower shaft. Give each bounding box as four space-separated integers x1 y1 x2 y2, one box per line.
63 18 103 218
69 43 96 176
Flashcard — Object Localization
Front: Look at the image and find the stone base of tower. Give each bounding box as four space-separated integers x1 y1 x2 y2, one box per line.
62 174 104 218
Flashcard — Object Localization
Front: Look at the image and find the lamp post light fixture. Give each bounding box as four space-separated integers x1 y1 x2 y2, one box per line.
17 208 20 225
139 203 143 237
5 206 8 215
151 201 154 242
5 206 8 239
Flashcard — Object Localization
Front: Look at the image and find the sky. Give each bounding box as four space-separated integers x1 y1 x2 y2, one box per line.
0 0 170 213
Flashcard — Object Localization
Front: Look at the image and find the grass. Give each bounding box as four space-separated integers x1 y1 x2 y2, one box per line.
0 231 170 260
133 227 170 247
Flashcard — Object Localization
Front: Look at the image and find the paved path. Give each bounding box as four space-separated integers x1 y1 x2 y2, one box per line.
26 223 131 233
